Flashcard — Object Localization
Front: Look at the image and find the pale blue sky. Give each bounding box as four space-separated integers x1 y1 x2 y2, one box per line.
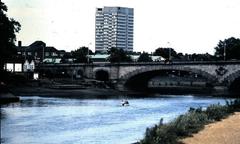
3 0 240 54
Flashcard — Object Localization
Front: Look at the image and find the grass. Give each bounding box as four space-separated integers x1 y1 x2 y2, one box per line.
139 99 240 144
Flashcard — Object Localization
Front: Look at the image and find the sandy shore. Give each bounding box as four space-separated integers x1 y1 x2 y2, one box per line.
181 112 240 144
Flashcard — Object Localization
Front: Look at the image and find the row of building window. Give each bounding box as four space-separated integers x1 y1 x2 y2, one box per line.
17 51 62 57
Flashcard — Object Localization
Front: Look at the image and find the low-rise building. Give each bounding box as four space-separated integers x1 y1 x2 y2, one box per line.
16 41 66 63
90 54 110 62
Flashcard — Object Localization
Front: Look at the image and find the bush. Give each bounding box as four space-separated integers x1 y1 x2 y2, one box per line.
140 110 209 144
206 104 228 121
141 124 178 144
154 125 178 144
171 111 208 137
226 99 240 112
0 70 27 85
142 125 158 144
139 99 240 144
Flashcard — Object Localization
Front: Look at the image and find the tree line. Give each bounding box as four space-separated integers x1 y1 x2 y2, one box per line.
1 1 240 69
66 36 240 63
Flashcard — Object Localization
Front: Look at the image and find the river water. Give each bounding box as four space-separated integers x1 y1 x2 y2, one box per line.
1 95 229 144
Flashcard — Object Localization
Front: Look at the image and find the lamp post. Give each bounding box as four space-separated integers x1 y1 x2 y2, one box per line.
24 45 27 62
87 43 92 63
167 42 171 61
223 42 226 61
42 44 45 63
87 48 89 64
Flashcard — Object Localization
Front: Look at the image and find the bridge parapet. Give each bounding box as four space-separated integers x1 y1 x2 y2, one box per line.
119 65 217 79
37 61 240 89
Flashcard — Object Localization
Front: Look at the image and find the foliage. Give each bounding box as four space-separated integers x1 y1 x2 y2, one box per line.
153 48 178 59
214 37 240 60
173 110 208 136
126 51 142 55
0 70 27 86
137 52 153 62
107 48 133 63
226 99 240 112
71 46 93 63
141 124 178 144
205 104 229 121
0 2 21 70
183 53 215 61
140 99 240 144
60 52 74 63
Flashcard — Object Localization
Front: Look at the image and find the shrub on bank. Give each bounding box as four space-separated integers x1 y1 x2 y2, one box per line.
141 122 178 144
226 99 240 112
206 104 228 121
139 99 240 144
171 110 208 137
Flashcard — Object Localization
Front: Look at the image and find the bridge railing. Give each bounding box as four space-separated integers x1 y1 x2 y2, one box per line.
91 60 240 66
37 60 240 67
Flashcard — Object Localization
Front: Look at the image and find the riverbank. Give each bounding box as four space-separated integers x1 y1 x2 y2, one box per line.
2 77 124 99
0 82 20 104
8 84 239 99
0 92 20 104
139 99 240 144
10 86 123 99
2 73 238 99
181 112 240 144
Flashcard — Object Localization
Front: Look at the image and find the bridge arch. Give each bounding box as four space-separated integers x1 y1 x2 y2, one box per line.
223 70 240 85
223 70 240 94
118 66 217 91
75 69 83 79
93 68 110 81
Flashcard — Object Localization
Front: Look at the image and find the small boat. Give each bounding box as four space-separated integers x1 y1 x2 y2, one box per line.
121 100 129 106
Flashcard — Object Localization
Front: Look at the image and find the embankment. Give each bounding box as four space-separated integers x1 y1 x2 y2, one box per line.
10 86 123 99
181 112 240 144
0 92 20 104
139 99 240 144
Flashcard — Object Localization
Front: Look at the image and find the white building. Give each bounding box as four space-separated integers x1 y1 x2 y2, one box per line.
23 60 35 72
95 7 134 53
4 63 22 72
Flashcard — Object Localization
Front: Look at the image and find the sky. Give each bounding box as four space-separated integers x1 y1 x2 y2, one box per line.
3 0 240 54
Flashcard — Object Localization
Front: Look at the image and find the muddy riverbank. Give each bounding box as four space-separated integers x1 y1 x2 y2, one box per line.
10 86 123 99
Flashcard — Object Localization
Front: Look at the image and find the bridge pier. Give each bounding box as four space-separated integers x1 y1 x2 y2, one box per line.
114 80 127 91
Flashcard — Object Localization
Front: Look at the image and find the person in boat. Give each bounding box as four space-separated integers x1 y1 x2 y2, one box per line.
121 99 129 106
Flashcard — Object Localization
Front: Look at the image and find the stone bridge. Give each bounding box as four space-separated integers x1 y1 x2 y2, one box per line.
37 61 240 91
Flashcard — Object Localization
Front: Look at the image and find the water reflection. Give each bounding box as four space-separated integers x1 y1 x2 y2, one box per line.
1 96 229 144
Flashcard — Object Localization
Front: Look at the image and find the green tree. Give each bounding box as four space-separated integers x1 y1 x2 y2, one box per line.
0 2 21 70
126 51 141 55
153 47 178 59
108 48 133 63
214 37 240 60
60 52 73 63
137 52 153 62
187 53 215 61
71 46 93 63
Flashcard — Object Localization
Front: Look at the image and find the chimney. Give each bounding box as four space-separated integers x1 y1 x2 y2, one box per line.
18 41 22 48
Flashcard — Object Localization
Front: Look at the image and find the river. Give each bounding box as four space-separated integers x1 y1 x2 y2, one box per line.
1 95 229 144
